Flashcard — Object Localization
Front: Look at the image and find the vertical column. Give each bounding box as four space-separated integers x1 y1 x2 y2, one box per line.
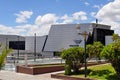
84 33 87 78
17 36 19 63
34 33 36 62
94 19 98 42
6 38 8 53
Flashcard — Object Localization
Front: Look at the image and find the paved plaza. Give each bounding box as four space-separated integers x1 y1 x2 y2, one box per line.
0 58 64 80
0 70 62 80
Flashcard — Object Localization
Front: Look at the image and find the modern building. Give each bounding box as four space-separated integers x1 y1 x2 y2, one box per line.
43 23 114 56
0 35 25 53
0 23 114 58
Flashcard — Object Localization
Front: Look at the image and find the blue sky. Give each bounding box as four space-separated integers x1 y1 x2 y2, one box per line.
0 0 119 36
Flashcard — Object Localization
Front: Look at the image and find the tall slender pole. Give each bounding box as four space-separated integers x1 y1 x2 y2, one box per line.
6 38 8 53
34 33 36 62
84 35 87 78
5 38 8 62
76 26 89 78
94 19 98 42
17 36 19 63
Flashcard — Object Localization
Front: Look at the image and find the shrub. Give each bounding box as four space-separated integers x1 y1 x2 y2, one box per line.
101 40 120 78
0 46 12 70
61 47 84 74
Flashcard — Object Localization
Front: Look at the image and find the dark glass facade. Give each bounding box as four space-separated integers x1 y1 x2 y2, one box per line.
87 28 114 45
96 28 114 45
9 41 25 50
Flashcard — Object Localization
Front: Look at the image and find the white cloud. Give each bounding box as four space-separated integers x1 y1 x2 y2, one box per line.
35 14 58 25
73 11 87 20
37 12 87 33
93 5 101 10
15 11 33 23
35 16 42 25
60 11 87 24
16 24 32 29
61 14 73 24
0 11 88 36
96 0 120 35
84 2 89 6
0 13 58 36
24 13 58 36
0 25 25 35
90 12 96 17
33 13 58 36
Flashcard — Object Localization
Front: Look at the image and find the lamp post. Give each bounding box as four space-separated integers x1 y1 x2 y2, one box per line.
76 25 93 78
17 36 20 63
6 38 8 53
94 19 98 42
34 33 36 62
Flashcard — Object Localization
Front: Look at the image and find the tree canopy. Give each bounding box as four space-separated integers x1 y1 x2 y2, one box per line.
112 34 119 42
101 34 120 78
61 47 84 73
87 42 104 60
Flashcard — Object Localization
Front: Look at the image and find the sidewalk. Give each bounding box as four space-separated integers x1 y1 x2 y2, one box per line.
0 70 63 80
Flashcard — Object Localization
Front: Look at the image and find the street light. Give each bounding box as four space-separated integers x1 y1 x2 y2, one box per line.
34 33 36 62
17 36 20 63
76 25 93 78
94 19 98 42
6 38 8 53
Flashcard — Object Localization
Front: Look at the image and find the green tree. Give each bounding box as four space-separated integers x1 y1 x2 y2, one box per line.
0 45 12 70
61 47 84 74
86 44 94 58
101 40 120 78
87 42 104 61
112 34 119 42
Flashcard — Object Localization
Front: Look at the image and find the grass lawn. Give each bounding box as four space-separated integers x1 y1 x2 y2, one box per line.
71 63 119 80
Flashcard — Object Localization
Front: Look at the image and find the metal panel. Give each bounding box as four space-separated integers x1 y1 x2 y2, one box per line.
105 36 113 45
44 24 93 52
25 36 46 53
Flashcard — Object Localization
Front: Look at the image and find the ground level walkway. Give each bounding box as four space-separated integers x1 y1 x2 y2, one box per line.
0 70 63 80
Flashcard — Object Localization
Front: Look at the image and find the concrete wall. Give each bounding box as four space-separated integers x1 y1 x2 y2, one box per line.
0 35 25 54
105 36 113 45
41 51 53 58
25 35 47 54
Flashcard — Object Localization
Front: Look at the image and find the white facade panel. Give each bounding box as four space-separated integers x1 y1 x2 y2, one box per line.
25 36 46 53
105 36 113 45
44 24 93 52
41 52 53 58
